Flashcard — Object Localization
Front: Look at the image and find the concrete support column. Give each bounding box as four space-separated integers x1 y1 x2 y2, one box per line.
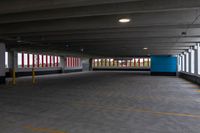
0 43 6 84
184 53 187 72
81 57 92 71
194 43 200 75
89 58 93 71
177 55 181 72
180 55 183 71
181 54 184 71
60 56 65 73
188 50 192 73
8 51 17 70
7 51 18 78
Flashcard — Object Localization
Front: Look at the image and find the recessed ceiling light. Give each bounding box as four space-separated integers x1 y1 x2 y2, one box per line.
181 31 187 36
143 47 148 50
17 40 22 43
119 18 131 23
16 36 22 43
81 48 84 52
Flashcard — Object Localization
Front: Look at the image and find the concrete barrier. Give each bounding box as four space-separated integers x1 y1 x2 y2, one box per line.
179 72 200 85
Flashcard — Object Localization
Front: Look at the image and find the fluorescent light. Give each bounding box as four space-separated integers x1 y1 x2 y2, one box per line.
143 47 148 50
119 18 131 23
80 48 84 52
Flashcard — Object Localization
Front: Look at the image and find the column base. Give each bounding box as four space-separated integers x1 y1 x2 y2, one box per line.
0 76 6 84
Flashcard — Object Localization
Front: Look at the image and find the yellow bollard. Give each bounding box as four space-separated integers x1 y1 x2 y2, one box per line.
12 68 16 85
32 68 36 84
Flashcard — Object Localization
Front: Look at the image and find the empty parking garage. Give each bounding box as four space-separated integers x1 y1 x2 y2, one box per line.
1 0 200 133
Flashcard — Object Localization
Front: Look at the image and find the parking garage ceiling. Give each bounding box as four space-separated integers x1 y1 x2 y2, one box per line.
1 0 200 57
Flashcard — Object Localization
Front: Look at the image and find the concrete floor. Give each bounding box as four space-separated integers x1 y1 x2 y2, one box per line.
0 71 200 133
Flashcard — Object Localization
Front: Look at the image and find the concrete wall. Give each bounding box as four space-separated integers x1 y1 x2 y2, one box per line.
6 67 62 77
93 68 150 71
6 66 83 77
179 72 200 85
59 56 83 74
151 55 177 76
81 58 91 71
5 52 86 78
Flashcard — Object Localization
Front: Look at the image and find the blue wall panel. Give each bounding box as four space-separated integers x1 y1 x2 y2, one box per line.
151 55 177 73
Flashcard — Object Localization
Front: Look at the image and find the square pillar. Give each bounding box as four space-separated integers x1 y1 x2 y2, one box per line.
7 51 18 79
0 43 6 84
8 51 18 69
184 53 187 72
180 55 183 71
81 58 91 71
195 43 200 75
181 55 183 71
182 54 185 71
59 56 65 73
177 55 181 72
188 50 192 73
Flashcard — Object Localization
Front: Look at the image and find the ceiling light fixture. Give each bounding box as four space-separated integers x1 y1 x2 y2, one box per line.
143 47 148 50
81 48 84 52
17 40 22 43
119 18 131 23
181 31 187 36
16 36 22 43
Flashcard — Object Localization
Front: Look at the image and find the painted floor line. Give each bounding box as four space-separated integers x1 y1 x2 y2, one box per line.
71 102 200 119
23 125 68 133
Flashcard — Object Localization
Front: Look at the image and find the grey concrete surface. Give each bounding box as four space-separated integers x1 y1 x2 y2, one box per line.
0 71 200 133
179 72 200 85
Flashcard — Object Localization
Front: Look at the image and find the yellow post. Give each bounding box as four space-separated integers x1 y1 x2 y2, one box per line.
32 68 36 84
12 68 16 85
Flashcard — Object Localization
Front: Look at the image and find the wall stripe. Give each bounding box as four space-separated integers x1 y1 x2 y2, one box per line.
46 55 48 67
42 55 44 67
37 54 40 68
22 52 24 68
33 54 35 68
27 54 30 68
